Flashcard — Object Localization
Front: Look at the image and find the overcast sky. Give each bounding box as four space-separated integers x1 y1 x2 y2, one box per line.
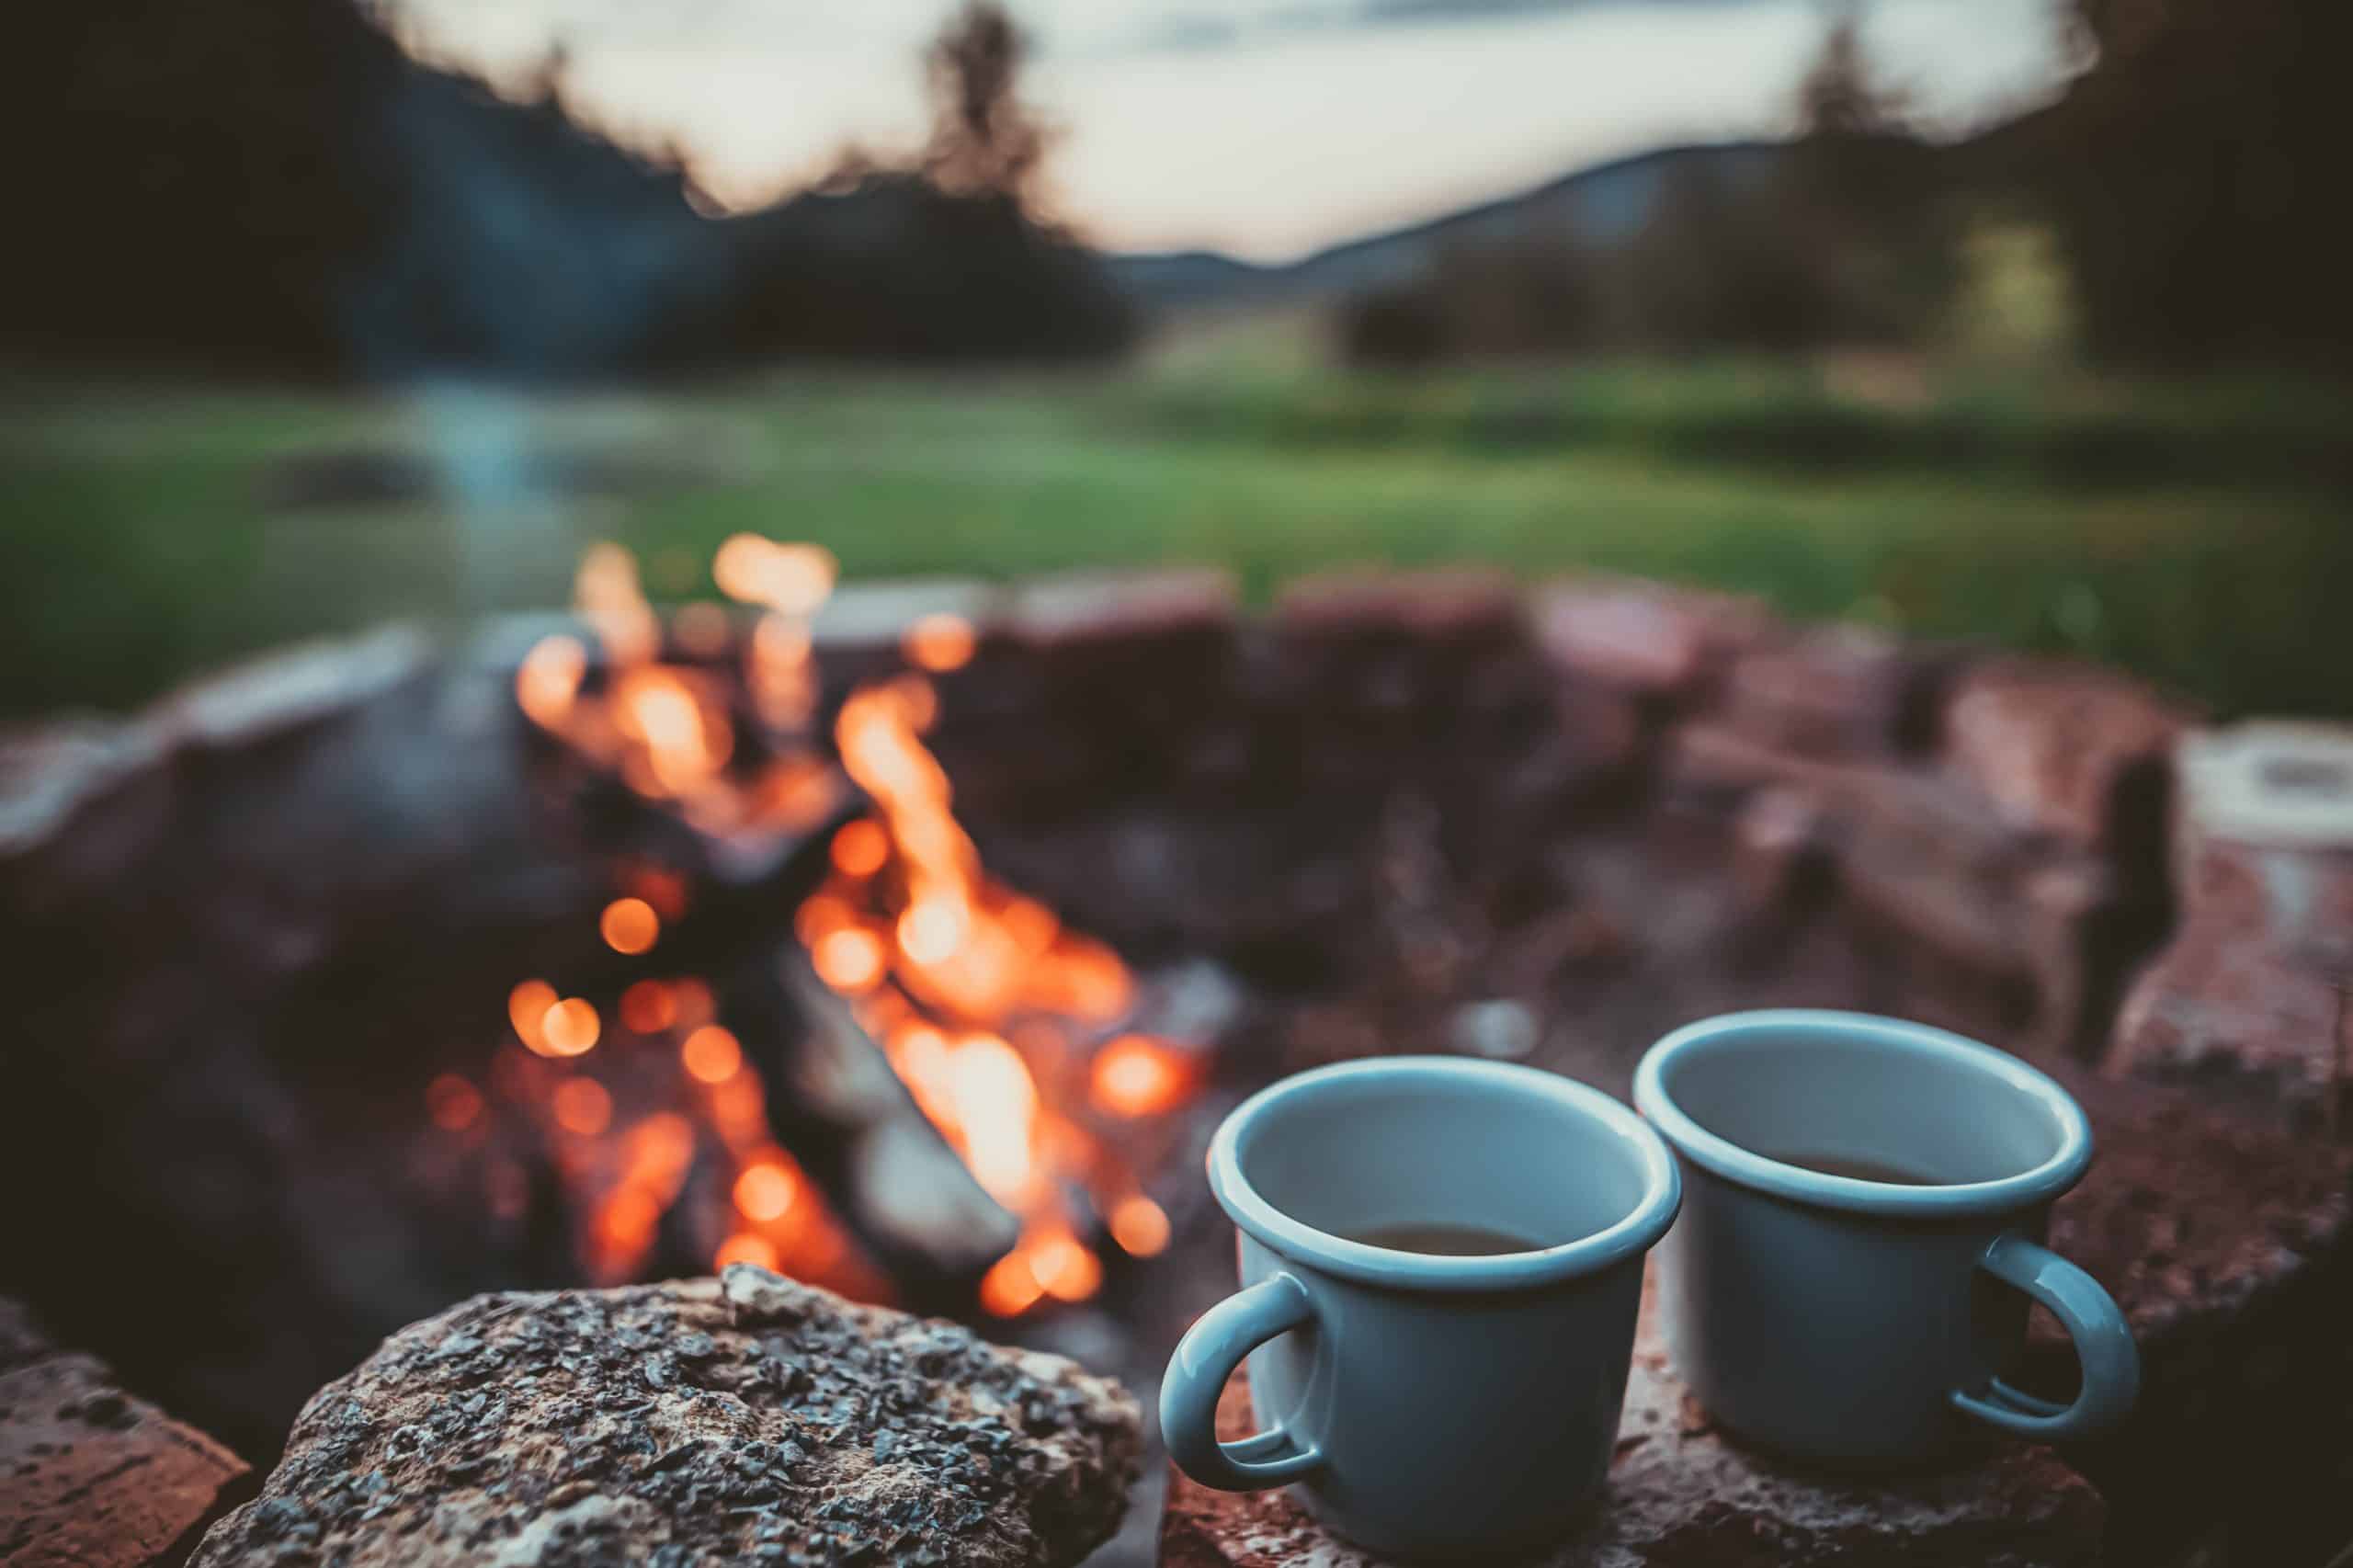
387 0 2070 262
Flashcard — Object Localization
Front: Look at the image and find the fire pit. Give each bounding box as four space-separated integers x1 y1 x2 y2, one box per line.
5 551 2350 1566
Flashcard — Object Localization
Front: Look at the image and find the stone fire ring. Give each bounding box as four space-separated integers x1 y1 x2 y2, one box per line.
5 567 2352 1568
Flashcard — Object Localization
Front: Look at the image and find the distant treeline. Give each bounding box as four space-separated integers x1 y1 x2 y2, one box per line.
0 1 1132 379
1342 1 2353 376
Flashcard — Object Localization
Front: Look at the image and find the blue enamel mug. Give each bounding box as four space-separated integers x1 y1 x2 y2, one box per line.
1635 1010 2139 1468
1160 1056 1680 1559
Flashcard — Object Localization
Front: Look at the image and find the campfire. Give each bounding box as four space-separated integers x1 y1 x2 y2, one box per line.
478 536 1199 1317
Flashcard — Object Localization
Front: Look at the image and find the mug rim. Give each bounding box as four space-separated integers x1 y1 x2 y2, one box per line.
1633 1008 2093 1217
1207 1055 1681 1291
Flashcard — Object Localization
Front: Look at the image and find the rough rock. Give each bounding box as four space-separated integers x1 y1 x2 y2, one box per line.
2109 924 2348 1117
809 578 1005 655
1160 1289 2102 1568
1669 722 2151 1053
1006 569 1237 649
1718 622 1941 757
2029 1072 2353 1564
1531 576 1782 704
0 1294 252 1568
192 1267 1141 1568
1275 568 1521 646
2046 1072 2351 1348
1939 658 2190 869
155 625 432 751
2109 721 2353 1117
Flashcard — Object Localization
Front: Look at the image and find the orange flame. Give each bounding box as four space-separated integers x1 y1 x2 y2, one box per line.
575 543 659 666
504 536 1203 1317
818 670 1203 1312
516 636 587 728
904 613 977 673
716 1233 781 1271
1091 1036 1197 1118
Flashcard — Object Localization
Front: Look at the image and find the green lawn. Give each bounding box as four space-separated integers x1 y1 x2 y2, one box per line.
4 362 2347 720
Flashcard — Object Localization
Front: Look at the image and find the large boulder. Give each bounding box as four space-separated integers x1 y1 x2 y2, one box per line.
193 1267 1141 1568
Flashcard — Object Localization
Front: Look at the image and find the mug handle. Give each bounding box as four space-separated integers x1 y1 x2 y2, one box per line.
1161 1272 1325 1492
1949 1233 2139 1442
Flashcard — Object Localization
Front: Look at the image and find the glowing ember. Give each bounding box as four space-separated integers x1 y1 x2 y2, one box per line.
540 997 601 1057
600 897 661 955
508 979 558 1051
978 1250 1045 1317
680 1024 743 1085
515 635 587 728
733 1161 798 1222
1091 1036 1196 1118
1029 1231 1103 1302
671 978 715 1028
714 535 837 616
903 612 978 673
1109 1195 1172 1256
715 1233 781 1271
830 819 891 879
619 979 676 1034
613 667 732 798
426 1074 483 1132
552 1077 613 1137
813 927 886 992
575 543 659 665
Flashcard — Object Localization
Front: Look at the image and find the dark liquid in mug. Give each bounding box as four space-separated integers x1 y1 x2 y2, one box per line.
1345 1221 1543 1256
1756 1149 1944 1185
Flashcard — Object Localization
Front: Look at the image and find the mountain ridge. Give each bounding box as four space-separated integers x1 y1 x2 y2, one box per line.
1107 138 1788 309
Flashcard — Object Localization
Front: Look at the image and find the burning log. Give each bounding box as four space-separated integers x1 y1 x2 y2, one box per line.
722 943 1020 1298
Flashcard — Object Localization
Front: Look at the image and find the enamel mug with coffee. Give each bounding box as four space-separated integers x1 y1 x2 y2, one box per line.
1159 1057 1680 1560
1634 1010 2139 1467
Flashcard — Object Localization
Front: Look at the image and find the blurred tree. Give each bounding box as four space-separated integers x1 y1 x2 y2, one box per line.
2025 0 2353 369
1779 3 1960 347
923 2 1051 207
1795 2 1908 139
0 0 1129 376
1336 5 1960 365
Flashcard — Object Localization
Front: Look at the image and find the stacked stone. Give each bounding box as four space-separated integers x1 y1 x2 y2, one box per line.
2110 721 2353 1122
0 1294 252 1567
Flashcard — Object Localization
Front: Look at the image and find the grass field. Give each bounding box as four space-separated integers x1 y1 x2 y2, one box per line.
5 358 2348 720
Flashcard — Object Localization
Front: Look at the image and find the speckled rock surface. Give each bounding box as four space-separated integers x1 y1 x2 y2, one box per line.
2027 1072 2353 1565
192 1266 1141 1568
1159 1288 2102 1568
